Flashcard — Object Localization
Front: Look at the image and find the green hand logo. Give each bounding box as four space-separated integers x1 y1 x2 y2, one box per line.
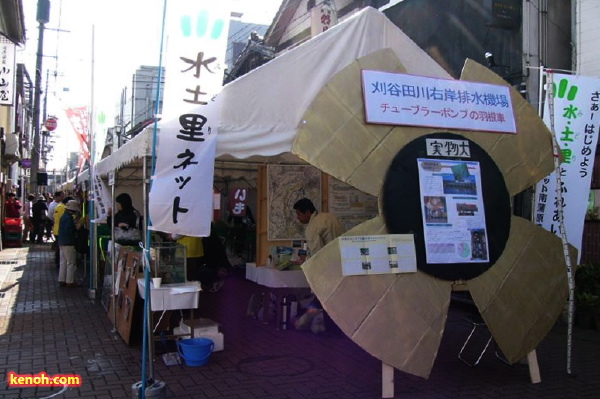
180 10 226 40
552 78 578 100
97 111 106 125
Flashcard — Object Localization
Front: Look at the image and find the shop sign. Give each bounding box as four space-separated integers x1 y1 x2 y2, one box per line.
0 37 16 106
362 70 517 134
44 117 58 131
20 158 32 168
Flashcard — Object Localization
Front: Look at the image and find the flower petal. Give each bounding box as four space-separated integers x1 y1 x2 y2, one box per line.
302 216 452 378
468 216 573 363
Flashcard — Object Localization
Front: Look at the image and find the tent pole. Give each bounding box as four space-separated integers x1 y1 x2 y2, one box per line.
143 155 154 381
88 24 97 298
110 174 117 332
140 0 168 396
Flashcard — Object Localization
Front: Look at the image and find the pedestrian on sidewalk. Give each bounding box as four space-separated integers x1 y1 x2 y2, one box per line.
22 194 35 242
58 200 85 287
47 191 64 243
53 195 72 268
31 195 48 243
4 192 22 218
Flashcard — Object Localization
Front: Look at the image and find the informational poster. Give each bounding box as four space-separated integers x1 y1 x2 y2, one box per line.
328 177 378 231
362 70 516 134
339 234 416 276
534 73 600 262
267 165 321 240
417 158 489 264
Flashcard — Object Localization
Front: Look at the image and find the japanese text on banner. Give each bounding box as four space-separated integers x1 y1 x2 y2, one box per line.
149 1 231 236
534 73 600 261
362 70 516 133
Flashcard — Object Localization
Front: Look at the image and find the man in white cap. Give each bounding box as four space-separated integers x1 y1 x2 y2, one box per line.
57 200 85 287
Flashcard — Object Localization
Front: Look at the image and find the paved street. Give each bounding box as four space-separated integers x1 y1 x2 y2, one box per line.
0 243 598 398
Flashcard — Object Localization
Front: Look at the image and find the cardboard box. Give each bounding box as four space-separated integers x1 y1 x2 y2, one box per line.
179 318 219 336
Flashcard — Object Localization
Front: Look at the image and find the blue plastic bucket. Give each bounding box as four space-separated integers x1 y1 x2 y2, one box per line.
177 338 214 367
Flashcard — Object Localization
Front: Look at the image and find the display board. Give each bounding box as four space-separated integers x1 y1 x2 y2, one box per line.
119 250 141 345
101 257 114 311
417 159 489 264
382 132 511 281
328 176 378 231
108 248 142 345
339 234 417 276
267 165 321 240
150 243 187 284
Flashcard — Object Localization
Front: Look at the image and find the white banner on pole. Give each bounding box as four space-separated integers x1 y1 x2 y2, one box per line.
92 169 111 223
361 70 517 133
149 1 231 236
534 73 600 260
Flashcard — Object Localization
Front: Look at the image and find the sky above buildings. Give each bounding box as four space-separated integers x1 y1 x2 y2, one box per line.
19 0 281 170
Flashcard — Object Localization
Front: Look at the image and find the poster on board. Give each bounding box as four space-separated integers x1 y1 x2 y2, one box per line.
339 234 416 276
417 158 489 264
267 165 321 240
328 177 378 231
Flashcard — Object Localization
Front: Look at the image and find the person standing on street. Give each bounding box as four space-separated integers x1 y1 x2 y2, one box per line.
58 200 84 287
53 196 73 268
31 195 48 244
47 191 64 242
22 194 35 242
4 192 22 218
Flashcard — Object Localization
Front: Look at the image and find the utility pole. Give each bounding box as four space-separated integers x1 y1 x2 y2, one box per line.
30 0 50 195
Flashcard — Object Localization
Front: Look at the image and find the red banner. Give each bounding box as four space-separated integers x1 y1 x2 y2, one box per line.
228 188 247 217
64 106 90 162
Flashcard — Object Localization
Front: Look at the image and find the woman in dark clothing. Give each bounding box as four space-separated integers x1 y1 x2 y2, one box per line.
107 193 142 245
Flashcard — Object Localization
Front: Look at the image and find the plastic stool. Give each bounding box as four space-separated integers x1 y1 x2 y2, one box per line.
458 315 492 367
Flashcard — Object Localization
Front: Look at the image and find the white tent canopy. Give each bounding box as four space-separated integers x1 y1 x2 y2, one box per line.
217 6 450 159
92 7 451 178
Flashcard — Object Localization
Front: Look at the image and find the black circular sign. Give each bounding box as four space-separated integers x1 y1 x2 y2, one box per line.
382 133 511 281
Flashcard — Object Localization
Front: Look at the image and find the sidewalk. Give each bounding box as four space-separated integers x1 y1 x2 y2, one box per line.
0 243 598 398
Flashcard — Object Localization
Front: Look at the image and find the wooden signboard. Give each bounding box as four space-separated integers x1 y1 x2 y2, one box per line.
108 248 143 345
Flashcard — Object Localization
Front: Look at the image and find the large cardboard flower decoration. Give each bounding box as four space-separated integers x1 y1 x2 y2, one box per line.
293 49 574 379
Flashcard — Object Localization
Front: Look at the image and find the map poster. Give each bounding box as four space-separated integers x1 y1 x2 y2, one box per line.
417 158 489 264
339 234 417 276
328 177 379 231
267 165 322 241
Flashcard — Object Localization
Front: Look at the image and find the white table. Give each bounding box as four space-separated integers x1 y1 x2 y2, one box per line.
245 263 310 288
137 279 202 357
245 263 311 328
137 279 201 311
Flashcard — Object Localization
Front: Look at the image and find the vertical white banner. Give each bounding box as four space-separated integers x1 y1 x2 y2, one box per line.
149 1 231 236
0 37 16 106
534 73 600 260
92 169 111 223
